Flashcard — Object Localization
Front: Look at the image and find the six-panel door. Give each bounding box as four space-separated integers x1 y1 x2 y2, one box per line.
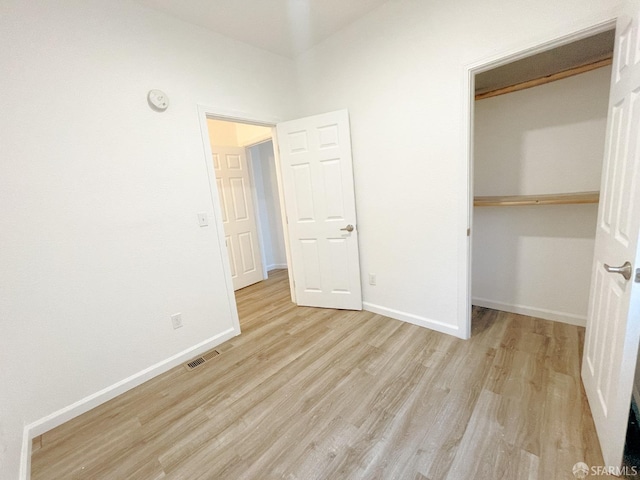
212 146 264 291
276 110 363 310
582 0 640 467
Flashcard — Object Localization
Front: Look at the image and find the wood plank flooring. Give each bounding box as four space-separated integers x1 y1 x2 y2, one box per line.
31 269 603 479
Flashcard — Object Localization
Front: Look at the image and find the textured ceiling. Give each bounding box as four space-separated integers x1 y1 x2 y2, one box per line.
135 0 389 57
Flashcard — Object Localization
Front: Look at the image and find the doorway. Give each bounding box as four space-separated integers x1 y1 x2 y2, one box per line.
204 117 288 292
197 106 363 322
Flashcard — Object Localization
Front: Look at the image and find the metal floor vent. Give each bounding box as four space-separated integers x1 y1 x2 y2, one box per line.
185 348 220 371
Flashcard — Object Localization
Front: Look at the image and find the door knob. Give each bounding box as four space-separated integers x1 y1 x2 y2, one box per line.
604 261 632 281
340 224 354 232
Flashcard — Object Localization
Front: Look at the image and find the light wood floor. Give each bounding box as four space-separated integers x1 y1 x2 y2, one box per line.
31 269 603 479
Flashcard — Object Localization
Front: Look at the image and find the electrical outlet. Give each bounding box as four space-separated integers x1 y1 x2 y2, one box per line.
171 313 183 329
369 273 376 286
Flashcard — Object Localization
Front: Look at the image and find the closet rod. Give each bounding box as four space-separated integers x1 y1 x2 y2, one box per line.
475 56 613 101
474 191 600 207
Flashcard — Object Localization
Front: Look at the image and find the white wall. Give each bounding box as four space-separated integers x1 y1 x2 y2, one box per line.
0 1 297 478
472 67 611 325
474 68 611 197
249 141 288 271
295 0 621 337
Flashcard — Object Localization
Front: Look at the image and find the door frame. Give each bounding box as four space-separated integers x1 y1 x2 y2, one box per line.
196 105 296 331
459 18 617 339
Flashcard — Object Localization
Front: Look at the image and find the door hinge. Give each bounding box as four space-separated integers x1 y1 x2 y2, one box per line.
467 228 471 237
635 268 640 283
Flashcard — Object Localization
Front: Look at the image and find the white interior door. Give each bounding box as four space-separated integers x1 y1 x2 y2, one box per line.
582 1 640 467
276 110 362 310
212 146 265 290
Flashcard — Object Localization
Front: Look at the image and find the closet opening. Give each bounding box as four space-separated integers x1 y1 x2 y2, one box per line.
470 29 614 328
463 13 640 468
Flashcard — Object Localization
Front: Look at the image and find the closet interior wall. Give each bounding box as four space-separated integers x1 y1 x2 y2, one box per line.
472 66 612 326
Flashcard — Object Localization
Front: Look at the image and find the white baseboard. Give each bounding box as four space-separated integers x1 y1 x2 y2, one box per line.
267 263 287 271
20 326 238 479
472 297 586 327
362 302 462 338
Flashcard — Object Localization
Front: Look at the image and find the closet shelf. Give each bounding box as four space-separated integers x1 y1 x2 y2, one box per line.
474 191 600 207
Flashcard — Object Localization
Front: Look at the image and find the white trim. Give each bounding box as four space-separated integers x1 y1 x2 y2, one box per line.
460 18 618 340
197 104 281 127
19 426 31 480
463 18 617 75
363 302 461 338
458 52 475 341
267 263 288 271
20 327 236 479
472 297 587 327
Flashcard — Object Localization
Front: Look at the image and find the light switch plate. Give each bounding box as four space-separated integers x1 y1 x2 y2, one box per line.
197 212 208 227
171 313 183 329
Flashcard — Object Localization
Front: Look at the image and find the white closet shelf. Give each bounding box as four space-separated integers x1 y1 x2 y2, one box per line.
474 191 600 207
